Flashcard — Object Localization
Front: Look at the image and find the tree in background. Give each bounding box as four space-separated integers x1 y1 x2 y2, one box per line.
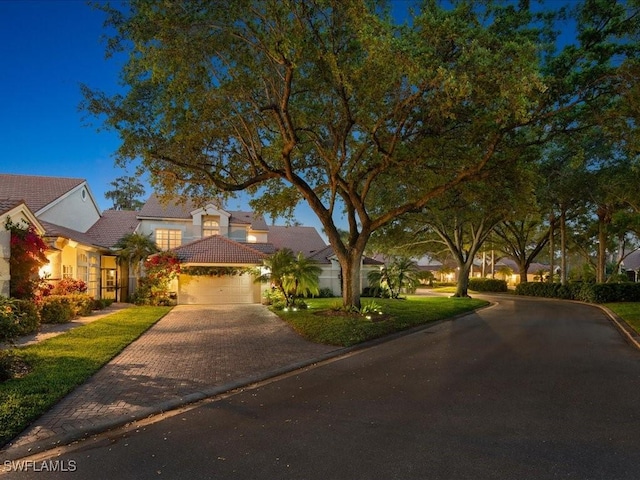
105 176 146 211
83 0 550 308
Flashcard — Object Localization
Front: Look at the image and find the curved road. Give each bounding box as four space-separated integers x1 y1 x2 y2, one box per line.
5 295 640 479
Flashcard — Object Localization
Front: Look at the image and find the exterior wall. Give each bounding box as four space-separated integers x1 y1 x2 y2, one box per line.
0 229 10 297
137 219 193 246
317 261 379 297
37 185 100 233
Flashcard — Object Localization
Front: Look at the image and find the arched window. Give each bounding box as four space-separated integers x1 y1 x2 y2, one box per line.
203 219 220 237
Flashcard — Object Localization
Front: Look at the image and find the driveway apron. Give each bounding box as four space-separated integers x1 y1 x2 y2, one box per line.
2 305 338 459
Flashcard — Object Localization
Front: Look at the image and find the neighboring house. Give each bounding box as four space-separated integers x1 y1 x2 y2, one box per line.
621 250 640 282
0 175 378 304
0 174 122 300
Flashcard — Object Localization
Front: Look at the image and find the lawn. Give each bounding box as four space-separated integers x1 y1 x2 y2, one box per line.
0 306 171 448
604 302 640 335
274 295 489 347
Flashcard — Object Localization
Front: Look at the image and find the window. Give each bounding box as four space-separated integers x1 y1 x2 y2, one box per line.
202 218 220 237
62 265 73 279
156 229 182 250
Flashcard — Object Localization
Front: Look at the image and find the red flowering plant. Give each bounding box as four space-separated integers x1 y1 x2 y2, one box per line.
5 219 49 300
132 251 181 305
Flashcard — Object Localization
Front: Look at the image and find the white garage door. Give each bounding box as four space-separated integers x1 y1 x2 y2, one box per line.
178 274 259 304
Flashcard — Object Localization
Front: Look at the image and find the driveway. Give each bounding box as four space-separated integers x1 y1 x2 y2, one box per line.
7 295 640 479
3 305 338 459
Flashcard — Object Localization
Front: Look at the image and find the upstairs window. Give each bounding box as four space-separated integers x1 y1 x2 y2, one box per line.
203 218 220 237
156 229 182 250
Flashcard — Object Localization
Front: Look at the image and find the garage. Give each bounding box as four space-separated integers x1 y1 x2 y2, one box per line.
177 273 261 304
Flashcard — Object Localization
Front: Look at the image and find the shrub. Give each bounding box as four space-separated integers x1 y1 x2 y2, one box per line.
0 351 14 382
40 297 74 324
468 278 508 292
0 297 21 342
50 278 88 295
92 298 114 310
315 287 335 298
13 299 40 336
515 281 640 303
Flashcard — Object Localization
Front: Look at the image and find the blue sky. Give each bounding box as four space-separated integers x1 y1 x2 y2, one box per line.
0 0 326 231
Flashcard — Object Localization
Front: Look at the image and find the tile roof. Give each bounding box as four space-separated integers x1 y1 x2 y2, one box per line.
0 174 85 213
267 225 328 257
86 210 141 248
138 194 269 229
172 235 268 265
622 250 640 271
40 221 104 249
0 198 25 216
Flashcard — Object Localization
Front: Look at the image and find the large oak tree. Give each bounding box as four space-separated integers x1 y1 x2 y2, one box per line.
83 0 549 307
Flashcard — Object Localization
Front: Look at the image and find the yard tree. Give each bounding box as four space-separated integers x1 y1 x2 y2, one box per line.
83 0 556 308
105 175 146 211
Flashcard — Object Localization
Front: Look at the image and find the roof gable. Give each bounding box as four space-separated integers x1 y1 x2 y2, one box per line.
268 225 327 257
0 174 85 213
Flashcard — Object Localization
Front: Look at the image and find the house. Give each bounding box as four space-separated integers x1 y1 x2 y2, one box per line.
135 195 380 304
621 250 640 282
0 174 121 300
1 174 378 304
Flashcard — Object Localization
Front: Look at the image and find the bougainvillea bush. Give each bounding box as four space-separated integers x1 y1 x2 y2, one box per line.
50 278 88 295
132 251 181 305
5 219 48 300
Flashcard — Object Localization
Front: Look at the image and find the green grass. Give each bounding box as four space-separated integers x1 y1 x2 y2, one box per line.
0 306 171 447
604 302 640 335
274 296 488 347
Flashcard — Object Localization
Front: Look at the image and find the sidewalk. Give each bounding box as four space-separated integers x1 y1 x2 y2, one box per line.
1 304 340 461
1 303 131 350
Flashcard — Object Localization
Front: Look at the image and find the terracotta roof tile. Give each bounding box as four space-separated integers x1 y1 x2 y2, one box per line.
268 225 327 257
139 194 268 229
40 221 103 249
172 235 267 265
86 210 140 248
0 198 24 216
0 174 85 213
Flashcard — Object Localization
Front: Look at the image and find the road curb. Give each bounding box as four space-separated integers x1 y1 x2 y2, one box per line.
595 304 640 351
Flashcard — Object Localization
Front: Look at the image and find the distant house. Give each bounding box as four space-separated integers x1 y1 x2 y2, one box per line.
621 250 640 282
0 174 378 304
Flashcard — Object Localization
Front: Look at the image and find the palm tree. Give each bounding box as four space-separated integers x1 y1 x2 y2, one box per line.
283 252 322 300
257 249 322 307
113 232 160 286
368 257 420 299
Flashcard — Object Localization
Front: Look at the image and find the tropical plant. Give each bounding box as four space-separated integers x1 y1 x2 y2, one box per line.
256 249 321 307
113 232 160 283
367 257 420 299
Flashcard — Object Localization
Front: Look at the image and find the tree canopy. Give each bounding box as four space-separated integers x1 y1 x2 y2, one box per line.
83 0 639 305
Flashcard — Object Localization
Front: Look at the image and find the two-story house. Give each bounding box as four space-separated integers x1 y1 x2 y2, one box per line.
1 174 380 305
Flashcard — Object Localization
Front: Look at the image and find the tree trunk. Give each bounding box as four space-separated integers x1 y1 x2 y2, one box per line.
453 261 472 297
598 219 607 283
339 252 363 309
560 207 567 285
518 260 530 284
548 213 555 283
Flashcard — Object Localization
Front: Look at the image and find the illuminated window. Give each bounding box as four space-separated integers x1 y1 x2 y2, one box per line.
203 218 220 237
156 229 182 250
62 265 73 279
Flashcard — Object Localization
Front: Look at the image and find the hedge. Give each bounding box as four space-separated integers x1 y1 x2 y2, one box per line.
468 278 508 292
515 282 640 303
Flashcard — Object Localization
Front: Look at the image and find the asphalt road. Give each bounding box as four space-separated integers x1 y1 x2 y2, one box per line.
4 295 640 479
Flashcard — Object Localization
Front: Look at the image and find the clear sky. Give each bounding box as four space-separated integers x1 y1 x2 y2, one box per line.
0 0 327 233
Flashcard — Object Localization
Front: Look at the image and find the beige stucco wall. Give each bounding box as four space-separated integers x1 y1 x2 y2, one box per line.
37 185 100 233
0 230 10 298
